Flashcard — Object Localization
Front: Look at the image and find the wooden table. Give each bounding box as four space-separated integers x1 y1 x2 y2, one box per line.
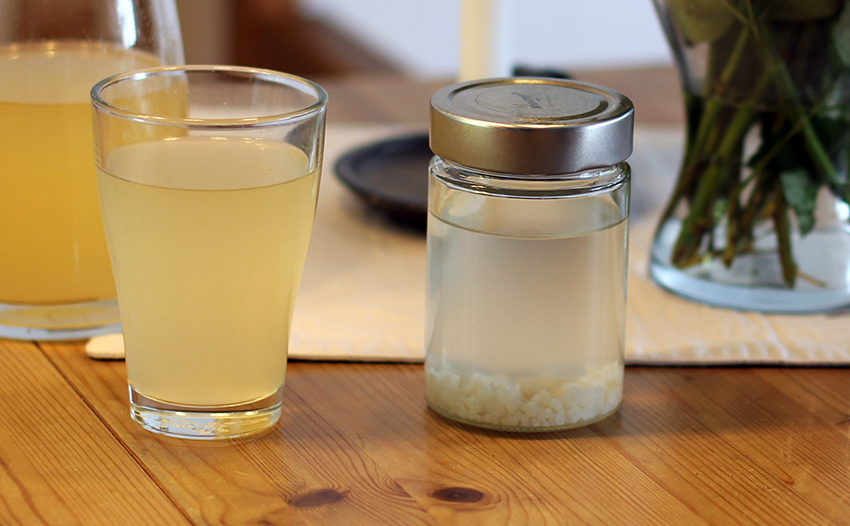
2 69 849 525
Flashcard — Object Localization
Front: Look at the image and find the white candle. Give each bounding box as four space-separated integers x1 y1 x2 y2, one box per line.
459 0 512 81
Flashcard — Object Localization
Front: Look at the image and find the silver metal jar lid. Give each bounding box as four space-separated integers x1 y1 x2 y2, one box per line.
430 77 634 174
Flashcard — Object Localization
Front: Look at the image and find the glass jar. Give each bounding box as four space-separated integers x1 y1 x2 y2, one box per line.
425 78 634 431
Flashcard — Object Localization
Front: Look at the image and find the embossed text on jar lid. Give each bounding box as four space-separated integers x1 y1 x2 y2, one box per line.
430 77 634 174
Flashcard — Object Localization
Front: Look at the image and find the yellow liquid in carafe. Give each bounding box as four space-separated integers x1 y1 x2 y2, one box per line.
0 42 161 304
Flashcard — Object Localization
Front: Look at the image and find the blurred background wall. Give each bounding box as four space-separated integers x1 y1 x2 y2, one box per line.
175 0 671 79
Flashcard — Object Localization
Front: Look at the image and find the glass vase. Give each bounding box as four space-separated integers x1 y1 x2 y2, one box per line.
650 0 850 313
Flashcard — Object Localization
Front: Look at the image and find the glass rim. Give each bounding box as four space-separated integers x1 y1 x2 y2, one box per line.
90 64 328 128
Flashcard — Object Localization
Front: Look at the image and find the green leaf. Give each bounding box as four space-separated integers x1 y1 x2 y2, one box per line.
818 72 850 121
747 113 806 172
667 0 737 44
832 1 850 66
764 0 843 21
811 115 850 166
780 169 820 235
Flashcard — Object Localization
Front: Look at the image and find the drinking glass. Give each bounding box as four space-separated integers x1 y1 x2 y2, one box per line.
91 66 326 439
0 0 184 340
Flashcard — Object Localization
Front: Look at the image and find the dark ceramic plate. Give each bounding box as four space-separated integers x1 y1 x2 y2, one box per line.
334 133 431 230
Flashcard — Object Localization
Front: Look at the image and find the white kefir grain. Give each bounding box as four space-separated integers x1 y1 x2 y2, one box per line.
425 361 623 428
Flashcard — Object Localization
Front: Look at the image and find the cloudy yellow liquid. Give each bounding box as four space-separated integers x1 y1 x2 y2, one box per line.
0 42 161 304
98 137 320 406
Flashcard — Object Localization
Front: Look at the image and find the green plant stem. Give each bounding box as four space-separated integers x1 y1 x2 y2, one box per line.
689 27 753 160
671 73 771 266
722 165 773 265
772 178 797 287
659 27 754 227
754 21 840 185
659 0 849 288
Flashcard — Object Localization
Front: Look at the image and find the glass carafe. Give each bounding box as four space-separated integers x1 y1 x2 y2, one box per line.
0 0 184 339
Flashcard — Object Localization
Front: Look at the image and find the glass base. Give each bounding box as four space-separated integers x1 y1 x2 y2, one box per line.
129 386 283 440
649 260 850 314
0 299 121 340
424 363 624 432
650 218 850 314
426 402 621 432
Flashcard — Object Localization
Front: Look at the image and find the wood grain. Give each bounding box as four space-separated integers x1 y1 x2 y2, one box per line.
34 341 850 525
0 339 189 525
286 362 709 526
41 342 435 526
594 369 849 525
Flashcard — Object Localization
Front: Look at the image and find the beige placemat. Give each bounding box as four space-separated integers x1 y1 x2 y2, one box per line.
86 125 850 365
